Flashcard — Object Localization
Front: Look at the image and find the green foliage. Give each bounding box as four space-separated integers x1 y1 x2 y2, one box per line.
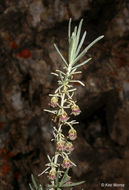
29 175 43 190
59 168 69 187
29 18 104 190
54 18 104 72
61 181 85 188
46 168 85 189
68 18 104 66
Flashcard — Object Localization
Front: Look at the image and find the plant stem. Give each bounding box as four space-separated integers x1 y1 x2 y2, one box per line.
52 63 73 188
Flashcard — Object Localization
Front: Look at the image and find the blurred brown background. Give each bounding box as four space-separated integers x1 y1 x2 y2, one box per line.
0 0 129 190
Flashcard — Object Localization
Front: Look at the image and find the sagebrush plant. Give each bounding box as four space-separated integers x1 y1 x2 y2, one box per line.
29 19 104 190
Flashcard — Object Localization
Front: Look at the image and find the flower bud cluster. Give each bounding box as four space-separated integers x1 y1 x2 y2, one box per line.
56 140 65 151
45 80 81 181
56 140 74 152
71 104 81 116
62 157 71 168
50 97 58 108
68 128 77 141
59 110 69 122
48 167 56 180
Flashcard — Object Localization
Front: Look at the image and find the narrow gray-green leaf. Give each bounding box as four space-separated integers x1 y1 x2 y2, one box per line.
74 35 104 64
69 27 77 64
72 58 91 70
55 171 59 187
74 19 83 55
31 175 38 190
69 37 73 62
46 184 56 188
70 80 85 86
59 168 69 187
69 32 75 64
54 44 68 66
85 35 104 52
68 18 72 41
62 175 70 184
29 184 34 190
39 185 43 190
62 181 85 187
74 31 87 62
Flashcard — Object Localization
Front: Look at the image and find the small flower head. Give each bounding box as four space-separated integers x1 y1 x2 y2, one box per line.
71 104 81 116
50 96 58 108
48 167 56 180
56 140 65 151
62 157 71 168
65 141 74 152
68 128 77 140
60 111 69 122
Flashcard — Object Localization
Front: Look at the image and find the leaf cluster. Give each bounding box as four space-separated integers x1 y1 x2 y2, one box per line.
54 19 104 73
29 172 85 190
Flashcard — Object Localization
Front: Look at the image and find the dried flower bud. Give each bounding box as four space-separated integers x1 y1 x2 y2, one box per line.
50 97 58 108
62 157 71 168
68 128 77 140
65 142 74 152
71 104 81 116
60 111 69 122
48 167 56 180
56 140 65 151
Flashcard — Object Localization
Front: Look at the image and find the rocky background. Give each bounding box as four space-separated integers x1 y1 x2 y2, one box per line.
0 0 129 190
